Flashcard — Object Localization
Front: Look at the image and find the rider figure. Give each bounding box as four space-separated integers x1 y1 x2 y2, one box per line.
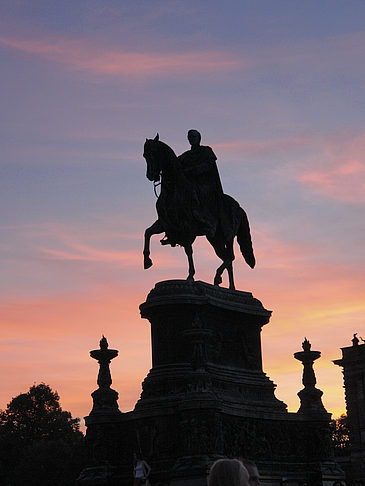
160 129 224 247
178 129 224 238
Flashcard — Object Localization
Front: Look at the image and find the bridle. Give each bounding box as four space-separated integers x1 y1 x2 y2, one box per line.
145 147 162 198
153 180 161 198
145 140 163 198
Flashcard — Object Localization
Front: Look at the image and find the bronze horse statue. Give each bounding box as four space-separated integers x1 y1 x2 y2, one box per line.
143 134 255 290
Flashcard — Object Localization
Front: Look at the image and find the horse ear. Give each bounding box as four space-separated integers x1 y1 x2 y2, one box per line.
154 133 159 142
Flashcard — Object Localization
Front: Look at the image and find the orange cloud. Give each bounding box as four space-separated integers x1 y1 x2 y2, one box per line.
297 133 365 204
0 35 242 78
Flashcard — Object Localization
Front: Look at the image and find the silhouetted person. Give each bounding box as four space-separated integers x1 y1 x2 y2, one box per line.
178 129 224 238
133 453 151 486
208 458 249 486
240 459 260 486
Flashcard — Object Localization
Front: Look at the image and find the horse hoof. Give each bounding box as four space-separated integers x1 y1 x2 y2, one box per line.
144 257 153 269
214 275 222 286
186 276 195 283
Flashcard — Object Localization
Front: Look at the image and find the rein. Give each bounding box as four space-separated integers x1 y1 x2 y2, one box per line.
153 180 161 198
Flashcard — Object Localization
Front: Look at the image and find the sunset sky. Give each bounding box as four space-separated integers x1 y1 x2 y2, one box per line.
1 1 364 426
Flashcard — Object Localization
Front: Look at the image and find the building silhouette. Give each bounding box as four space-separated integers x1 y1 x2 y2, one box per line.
334 334 365 485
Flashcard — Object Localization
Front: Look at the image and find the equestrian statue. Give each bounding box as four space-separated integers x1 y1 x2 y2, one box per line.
143 130 255 290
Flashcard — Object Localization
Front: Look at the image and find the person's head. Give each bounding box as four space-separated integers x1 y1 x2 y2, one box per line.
208 458 249 486
187 129 201 147
240 460 260 486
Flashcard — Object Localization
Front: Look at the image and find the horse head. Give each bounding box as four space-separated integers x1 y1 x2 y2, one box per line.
144 134 161 182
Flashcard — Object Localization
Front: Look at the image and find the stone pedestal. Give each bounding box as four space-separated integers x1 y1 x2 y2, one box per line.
78 337 122 486
137 280 286 417
79 281 344 486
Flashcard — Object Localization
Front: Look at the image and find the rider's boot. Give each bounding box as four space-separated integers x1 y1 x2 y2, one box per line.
160 236 176 247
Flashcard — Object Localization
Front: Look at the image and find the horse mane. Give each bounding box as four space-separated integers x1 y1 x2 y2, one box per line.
146 137 187 186
157 140 177 160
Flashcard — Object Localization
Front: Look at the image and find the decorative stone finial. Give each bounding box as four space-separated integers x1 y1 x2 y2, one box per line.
352 333 359 346
89 336 121 416
100 335 108 350
302 337 311 352
294 338 328 416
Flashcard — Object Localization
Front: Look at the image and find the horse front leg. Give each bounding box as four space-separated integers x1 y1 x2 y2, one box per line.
144 220 164 269
184 244 195 282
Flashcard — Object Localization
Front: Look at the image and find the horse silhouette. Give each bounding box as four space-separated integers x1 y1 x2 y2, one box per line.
143 134 255 290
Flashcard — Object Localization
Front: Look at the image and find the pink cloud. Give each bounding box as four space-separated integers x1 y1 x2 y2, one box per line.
191 225 365 323
40 243 140 265
297 133 365 204
0 220 175 270
0 35 242 78
2 27 363 83
252 227 318 269
214 136 314 156
39 239 177 270
251 31 365 79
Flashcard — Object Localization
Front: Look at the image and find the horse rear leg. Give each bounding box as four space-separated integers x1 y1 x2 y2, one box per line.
213 245 226 286
184 244 195 282
227 262 235 290
209 237 235 289
225 240 235 290
214 257 235 289
144 219 164 269
207 235 227 286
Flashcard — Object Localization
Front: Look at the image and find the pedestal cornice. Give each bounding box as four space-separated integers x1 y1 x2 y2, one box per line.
140 280 272 323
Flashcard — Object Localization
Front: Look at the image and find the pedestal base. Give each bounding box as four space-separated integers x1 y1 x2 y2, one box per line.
79 281 344 486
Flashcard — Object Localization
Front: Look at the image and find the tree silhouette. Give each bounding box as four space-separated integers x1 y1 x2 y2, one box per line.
330 414 350 456
0 383 86 486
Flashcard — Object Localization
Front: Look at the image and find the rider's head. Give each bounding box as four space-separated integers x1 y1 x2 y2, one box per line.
188 129 201 148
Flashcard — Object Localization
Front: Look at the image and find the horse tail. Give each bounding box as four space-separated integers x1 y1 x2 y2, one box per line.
237 207 256 268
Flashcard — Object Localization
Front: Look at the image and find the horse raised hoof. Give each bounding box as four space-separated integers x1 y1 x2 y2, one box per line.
144 256 153 269
214 274 222 286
